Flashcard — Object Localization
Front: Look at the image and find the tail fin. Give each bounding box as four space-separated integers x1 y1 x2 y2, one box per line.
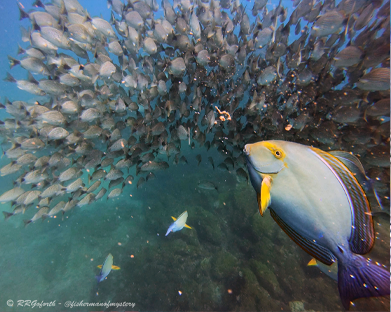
338 254 390 310
20 26 31 42
8 56 20 69
33 0 44 8
23 219 32 227
4 72 16 83
18 3 29 20
17 44 25 55
3 211 13 221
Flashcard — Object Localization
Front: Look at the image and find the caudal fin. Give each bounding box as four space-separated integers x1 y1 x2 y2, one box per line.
338 254 390 310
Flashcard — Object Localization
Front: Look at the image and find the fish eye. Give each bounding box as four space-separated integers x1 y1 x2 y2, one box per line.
274 150 283 158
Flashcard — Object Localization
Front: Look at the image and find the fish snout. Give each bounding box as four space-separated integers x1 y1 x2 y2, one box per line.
243 144 251 155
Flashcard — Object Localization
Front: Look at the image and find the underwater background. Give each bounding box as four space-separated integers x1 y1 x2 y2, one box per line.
0 0 389 311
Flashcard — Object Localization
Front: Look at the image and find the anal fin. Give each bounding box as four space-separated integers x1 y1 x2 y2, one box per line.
270 208 336 265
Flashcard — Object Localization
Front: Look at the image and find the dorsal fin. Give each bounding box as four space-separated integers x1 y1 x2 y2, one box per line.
329 151 366 177
310 147 374 254
329 150 383 211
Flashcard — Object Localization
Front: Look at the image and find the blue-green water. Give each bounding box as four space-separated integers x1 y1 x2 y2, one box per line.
0 143 389 311
0 0 389 311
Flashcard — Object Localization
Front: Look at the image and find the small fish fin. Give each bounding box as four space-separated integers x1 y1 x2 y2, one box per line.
17 44 25 55
310 147 374 254
338 254 389 310
184 223 192 229
32 17 41 31
27 72 38 84
33 0 44 8
270 208 337 265
111 265 120 270
260 175 272 216
4 72 16 83
330 150 384 211
18 3 29 20
329 151 366 177
23 219 32 227
2 211 13 221
307 258 318 266
20 25 30 43
97 265 102 269
171 216 176 221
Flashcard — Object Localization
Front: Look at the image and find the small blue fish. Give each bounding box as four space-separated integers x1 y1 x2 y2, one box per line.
96 253 114 283
165 211 192 236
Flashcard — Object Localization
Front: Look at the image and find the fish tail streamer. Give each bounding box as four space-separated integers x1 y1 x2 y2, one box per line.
338 254 390 310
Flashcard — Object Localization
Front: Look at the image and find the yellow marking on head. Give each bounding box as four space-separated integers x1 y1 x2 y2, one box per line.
307 258 318 266
261 142 286 161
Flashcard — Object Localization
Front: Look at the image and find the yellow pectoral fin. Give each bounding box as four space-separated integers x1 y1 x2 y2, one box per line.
307 258 318 266
171 216 177 221
98 265 120 270
184 223 192 229
260 175 272 216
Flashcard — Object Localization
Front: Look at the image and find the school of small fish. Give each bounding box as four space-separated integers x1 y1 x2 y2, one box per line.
0 0 389 274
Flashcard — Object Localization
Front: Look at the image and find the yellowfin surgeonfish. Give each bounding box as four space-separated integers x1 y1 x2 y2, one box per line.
96 253 114 283
308 258 338 281
165 211 192 236
244 140 389 309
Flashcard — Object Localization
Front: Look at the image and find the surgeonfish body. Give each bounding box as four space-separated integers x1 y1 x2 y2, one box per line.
96 253 114 283
165 211 192 236
244 140 389 309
